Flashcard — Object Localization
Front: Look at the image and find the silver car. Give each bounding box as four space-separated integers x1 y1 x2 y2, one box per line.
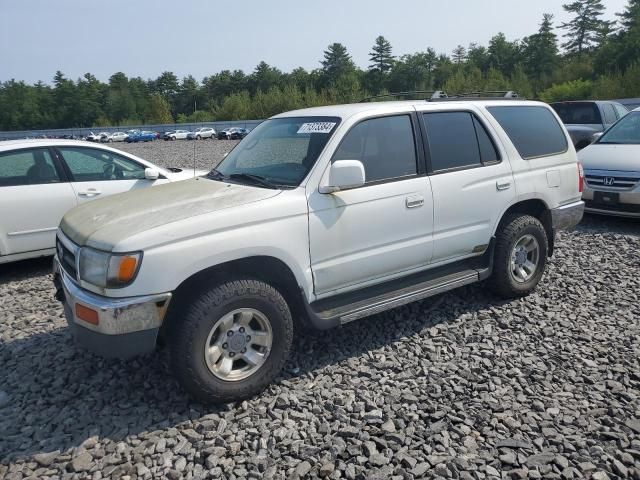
187 127 216 140
579 108 640 218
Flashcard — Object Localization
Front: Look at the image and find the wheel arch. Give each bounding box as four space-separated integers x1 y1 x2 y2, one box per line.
495 198 555 256
161 255 310 340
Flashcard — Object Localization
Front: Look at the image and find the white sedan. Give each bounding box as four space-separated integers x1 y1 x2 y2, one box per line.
0 139 207 264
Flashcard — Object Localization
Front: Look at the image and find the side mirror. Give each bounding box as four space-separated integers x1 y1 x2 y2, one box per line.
144 168 159 180
319 160 366 194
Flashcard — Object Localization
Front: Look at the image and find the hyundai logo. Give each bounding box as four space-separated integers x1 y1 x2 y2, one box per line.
603 177 615 186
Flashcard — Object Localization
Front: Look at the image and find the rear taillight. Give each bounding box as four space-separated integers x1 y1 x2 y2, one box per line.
577 162 585 193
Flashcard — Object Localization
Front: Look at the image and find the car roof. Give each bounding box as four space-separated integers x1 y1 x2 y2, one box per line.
0 139 169 172
273 99 548 120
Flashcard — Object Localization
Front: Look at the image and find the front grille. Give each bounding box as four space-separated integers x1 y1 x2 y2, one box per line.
585 200 640 214
585 174 640 190
57 238 77 279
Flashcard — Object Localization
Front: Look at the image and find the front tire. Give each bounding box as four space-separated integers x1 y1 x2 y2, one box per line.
488 214 548 298
169 279 293 403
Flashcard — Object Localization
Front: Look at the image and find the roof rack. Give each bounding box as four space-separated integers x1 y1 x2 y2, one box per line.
429 91 521 101
359 91 448 103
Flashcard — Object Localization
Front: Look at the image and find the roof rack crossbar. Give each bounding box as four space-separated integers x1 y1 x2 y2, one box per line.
359 91 448 103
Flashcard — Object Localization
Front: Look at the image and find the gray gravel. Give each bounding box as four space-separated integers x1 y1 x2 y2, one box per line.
1 206 639 479
112 138 240 172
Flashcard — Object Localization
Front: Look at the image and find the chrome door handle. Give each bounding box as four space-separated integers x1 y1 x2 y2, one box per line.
78 189 102 197
496 181 511 191
406 195 424 208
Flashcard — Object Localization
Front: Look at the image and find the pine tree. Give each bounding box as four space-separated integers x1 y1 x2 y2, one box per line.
523 14 559 82
368 36 394 73
320 43 356 87
452 45 467 64
367 36 394 94
561 0 613 55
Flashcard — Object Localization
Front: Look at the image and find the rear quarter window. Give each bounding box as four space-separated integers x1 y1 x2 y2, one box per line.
488 106 568 159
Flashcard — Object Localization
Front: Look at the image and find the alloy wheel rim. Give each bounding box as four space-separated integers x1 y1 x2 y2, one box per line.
510 234 540 283
204 308 273 381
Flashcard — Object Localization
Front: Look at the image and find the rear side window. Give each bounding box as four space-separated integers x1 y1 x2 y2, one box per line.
333 115 417 183
488 106 568 159
614 104 629 118
423 112 499 172
0 148 61 187
602 104 617 124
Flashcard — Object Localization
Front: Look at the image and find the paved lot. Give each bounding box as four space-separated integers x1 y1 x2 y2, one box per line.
0 157 639 480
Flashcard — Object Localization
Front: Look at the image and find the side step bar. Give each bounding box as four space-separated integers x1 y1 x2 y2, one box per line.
309 261 491 327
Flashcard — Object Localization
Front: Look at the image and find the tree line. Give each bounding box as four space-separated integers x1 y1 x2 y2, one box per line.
1 0 639 131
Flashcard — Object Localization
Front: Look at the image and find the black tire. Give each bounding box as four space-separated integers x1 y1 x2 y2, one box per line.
488 214 548 298
196 135 201 140
169 279 293 403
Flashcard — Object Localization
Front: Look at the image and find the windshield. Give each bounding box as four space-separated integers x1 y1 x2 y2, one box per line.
598 111 640 145
551 102 602 125
212 116 340 188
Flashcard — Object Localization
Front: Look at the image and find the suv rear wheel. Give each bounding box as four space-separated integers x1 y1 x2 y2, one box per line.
170 279 293 403
489 214 548 298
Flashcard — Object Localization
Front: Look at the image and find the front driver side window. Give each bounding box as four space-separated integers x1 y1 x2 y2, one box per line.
332 115 417 183
58 147 146 182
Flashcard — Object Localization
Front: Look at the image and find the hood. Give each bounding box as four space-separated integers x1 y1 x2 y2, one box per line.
578 144 640 172
60 178 280 250
166 169 209 181
564 124 601 133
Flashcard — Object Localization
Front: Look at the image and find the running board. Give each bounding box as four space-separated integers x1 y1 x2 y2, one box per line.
310 261 490 326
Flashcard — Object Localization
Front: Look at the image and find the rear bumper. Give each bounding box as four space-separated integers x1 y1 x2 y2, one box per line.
550 200 584 230
53 258 172 358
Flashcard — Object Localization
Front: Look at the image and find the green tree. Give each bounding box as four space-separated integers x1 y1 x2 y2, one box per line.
452 45 467 64
146 94 173 124
367 36 394 94
487 33 521 76
561 0 613 55
320 43 356 87
522 14 559 85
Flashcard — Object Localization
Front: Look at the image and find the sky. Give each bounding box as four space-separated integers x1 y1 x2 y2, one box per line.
0 0 629 84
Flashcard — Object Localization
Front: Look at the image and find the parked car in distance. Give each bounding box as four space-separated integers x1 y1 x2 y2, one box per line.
550 100 629 150
579 108 640 218
217 127 249 140
86 131 106 142
125 130 156 143
53 97 584 403
101 131 129 143
163 130 190 141
0 139 207 264
187 127 216 140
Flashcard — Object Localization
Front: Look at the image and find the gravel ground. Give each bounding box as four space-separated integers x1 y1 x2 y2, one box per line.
112 138 240 172
1 208 639 479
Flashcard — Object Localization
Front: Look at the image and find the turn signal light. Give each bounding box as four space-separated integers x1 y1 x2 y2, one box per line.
118 256 138 283
75 304 99 325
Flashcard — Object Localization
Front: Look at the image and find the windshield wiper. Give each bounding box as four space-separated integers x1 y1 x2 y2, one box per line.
207 168 226 180
228 173 279 189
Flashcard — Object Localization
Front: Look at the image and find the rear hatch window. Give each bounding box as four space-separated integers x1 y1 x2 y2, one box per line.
550 102 602 125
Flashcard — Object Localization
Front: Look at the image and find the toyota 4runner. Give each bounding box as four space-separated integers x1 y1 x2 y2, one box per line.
53 96 584 403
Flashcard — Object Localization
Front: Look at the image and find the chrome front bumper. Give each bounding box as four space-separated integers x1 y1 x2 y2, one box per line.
53 257 172 358
550 200 585 230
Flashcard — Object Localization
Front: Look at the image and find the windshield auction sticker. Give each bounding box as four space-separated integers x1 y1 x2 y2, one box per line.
297 122 336 134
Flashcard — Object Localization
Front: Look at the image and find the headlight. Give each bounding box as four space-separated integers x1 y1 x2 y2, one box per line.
79 247 142 288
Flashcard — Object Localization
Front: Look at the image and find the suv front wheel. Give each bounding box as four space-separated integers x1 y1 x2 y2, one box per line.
170 279 293 403
489 214 548 298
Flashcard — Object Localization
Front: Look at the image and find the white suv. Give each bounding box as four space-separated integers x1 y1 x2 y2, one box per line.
53 97 584 402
